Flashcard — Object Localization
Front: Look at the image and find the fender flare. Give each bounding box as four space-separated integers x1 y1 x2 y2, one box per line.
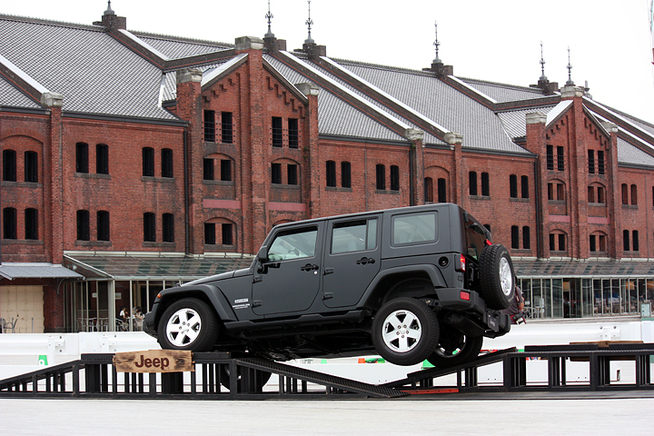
158 284 237 322
359 264 446 306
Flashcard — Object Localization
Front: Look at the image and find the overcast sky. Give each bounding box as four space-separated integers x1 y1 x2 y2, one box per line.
4 0 654 122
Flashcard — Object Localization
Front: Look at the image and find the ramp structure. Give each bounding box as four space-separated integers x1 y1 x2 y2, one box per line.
1 344 653 399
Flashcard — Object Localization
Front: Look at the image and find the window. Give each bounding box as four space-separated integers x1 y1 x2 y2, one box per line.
546 145 554 170
2 150 16 181
205 223 216 245
142 147 155 177
557 146 565 171
376 164 385 190
509 175 518 198
588 186 595 203
220 159 232 182
623 230 630 252
390 165 400 191
3 207 17 239
331 219 378 254
424 177 433 203
597 151 605 174
24 151 38 183
143 212 156 242
288 118 299 148
162 213 174 242
77 210 90 241
268 227 318 261
272 117 283 147
522 226 530 250
221 112 233 144
203 158 214 180
469 171 477 196
521 176 529 199
549 232 566 252
326 161 336 187
23 209 38 243
631 184 638 206
76 142 89 173
621 184 628 205
161 148 173 178
481 172 489 196
222 223 233 245
437 178 447 203
287 164 298 186
633 230 639 252
271 163 282 184
549 181 565 201
588 184 606 204
96 144 109 174
597 186 605 204
588 149 595 174
511 226 519 249
341 162 351 188
392 212 437 245
97 211 110 241
204 110 216 142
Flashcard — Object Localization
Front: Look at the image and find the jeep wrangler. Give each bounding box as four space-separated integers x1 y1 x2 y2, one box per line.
144 204 514 375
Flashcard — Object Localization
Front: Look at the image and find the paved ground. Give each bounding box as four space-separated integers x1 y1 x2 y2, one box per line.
2 394 653 436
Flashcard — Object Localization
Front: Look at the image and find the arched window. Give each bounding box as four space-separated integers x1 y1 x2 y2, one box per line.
549 231 567 252
76 210 90 241
24 151 38 182
437 178 447 203
376 164 386 190
142 147 154 177
341 162 351 188
509 174 518 198
424 177 433 203
630 184 638 206
2 150 16 181
97 211 110 241
143 212 156 242
25 208 38 240
326 161 336 187
3 207 17 239
589 232 607 253
161 148 173 178
96 144 109 174
76 142 89 173
162 213 174 242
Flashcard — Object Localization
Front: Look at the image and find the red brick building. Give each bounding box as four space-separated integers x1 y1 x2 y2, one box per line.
1 7 653 332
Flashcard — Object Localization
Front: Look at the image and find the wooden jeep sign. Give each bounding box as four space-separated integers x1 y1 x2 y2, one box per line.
113 350 194 373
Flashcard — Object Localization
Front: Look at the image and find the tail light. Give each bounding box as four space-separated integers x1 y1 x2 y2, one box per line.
456 254 466 272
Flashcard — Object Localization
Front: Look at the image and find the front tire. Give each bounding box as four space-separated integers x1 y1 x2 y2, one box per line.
371 297 439 366
479 244 515 309
157 298 219 351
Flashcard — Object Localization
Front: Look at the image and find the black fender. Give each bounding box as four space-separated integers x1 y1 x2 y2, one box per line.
359 264 446 308
157 284 237 322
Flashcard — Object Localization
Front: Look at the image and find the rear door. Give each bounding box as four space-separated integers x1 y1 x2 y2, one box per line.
322 215 381 308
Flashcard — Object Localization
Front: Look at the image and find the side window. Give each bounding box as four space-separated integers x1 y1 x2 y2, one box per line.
331 219 378 254
268 227 318 261
392 212 437 246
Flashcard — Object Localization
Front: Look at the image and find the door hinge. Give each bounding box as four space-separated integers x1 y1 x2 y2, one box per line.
252 300 262 307
323 292 334 300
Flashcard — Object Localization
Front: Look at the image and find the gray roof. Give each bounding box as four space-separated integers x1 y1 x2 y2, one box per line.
617 137 654 168
0 263 83 280
133 32 232 60
0 15 177 120
496 105 557 139
0 75 40 108
458 78 550 103
335 60 531 154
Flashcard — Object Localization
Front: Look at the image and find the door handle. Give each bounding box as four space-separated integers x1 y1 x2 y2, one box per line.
300 263 319 272
323 267 334 275
356 257 376 265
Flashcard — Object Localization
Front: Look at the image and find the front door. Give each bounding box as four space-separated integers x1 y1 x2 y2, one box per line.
252 223 324 316
323 216 381 308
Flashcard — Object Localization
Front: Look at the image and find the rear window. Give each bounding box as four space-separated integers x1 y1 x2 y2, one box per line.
392 212 437 246
465 220 488 261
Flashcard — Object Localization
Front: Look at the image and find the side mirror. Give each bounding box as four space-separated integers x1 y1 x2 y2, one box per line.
257 246 268 263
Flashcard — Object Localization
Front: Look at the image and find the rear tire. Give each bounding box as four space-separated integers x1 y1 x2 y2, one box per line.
157 298 219 351
427 327 483 369
371 297 439 366
479 244 515 309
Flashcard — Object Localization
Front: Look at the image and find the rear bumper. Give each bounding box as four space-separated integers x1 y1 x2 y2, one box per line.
435 288 511 337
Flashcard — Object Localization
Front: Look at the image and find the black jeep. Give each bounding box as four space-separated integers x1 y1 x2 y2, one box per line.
144 204 513 372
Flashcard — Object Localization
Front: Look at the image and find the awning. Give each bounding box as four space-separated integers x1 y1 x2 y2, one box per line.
0 263 85 280
514 259 654 278
63 252 254 281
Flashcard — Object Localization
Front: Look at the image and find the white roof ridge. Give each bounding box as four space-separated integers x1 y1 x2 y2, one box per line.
119 29 171 61
546 100 573 126
0 53 49 95
320 56 451 134
201 53 248 87
280 51 411 131
584 97 654 148
448 75 498 104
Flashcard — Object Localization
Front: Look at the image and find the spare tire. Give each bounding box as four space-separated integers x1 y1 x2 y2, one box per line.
479 244 515 309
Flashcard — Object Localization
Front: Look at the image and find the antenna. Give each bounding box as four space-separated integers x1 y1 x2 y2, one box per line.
433 21 441 64
265 0 274 38
539 42 547 81
305 0 314 44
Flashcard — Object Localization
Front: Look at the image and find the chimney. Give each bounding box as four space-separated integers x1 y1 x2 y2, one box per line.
93 1 126 31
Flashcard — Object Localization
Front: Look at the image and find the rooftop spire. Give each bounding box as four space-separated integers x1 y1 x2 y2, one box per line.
305 0 314 44
566 46 574 86
265 0 274 38
104 0 115 16
539 41 547 81
433 21 441 64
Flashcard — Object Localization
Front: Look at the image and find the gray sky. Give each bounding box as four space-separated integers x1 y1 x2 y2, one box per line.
4 0 654 122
